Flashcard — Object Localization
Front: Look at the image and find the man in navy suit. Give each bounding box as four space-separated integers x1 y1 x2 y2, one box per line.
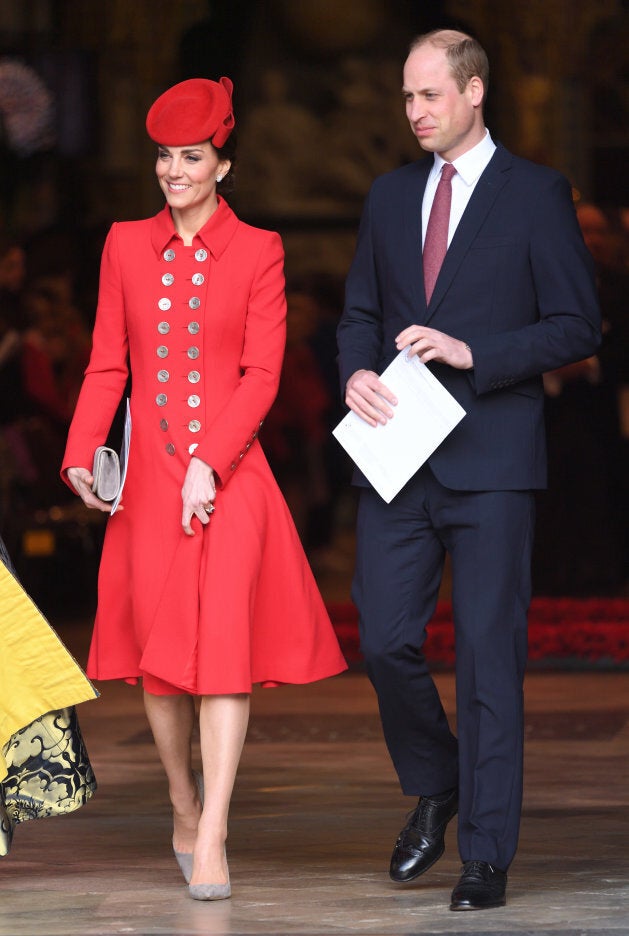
337 29 600 911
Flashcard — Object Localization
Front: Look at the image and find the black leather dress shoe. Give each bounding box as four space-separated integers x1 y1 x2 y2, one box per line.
450 860 507 910
389 788 458 882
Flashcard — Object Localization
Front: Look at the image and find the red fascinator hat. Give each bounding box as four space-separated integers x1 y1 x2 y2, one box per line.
146 77 235 148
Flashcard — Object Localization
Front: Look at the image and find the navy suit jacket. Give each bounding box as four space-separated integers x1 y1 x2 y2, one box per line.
338 144 602 492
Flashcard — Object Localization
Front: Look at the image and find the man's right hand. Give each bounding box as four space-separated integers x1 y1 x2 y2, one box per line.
345 369 398 427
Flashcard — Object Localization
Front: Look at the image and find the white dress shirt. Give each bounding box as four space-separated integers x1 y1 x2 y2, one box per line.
421 129 497 249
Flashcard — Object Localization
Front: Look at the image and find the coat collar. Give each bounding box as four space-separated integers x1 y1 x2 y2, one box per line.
150 196 239 260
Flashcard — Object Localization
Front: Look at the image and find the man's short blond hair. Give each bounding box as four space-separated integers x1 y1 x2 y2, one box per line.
409 29 489 101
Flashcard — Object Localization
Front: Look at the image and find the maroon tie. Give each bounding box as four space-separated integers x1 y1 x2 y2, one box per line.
423 162 457 303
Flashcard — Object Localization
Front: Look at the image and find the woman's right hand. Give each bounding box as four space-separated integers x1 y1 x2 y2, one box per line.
66 467 114 513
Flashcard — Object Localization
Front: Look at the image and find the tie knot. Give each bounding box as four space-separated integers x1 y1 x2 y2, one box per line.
440 163 456 182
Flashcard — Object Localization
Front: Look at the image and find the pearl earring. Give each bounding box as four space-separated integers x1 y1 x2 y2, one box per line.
216 174 223 182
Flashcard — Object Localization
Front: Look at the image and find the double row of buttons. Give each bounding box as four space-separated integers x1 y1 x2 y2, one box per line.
156 247 208 456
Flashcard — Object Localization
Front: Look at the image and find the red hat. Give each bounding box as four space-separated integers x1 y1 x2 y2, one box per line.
146 77 235 148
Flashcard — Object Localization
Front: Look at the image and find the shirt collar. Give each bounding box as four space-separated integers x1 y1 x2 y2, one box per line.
433 128 496 186
150 196 239 259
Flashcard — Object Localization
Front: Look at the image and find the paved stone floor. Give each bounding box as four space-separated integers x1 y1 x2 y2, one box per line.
1 627 628 936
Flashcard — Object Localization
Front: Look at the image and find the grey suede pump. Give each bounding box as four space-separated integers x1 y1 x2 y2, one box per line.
173 770 204 884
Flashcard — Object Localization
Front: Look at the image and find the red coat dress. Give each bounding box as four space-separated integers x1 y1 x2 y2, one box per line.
61 199 347 695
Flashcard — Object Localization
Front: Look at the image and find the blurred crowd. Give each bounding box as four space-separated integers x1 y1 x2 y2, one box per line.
0 200 628 613
0 229 91 511
533 201 629 595
0 224 106 612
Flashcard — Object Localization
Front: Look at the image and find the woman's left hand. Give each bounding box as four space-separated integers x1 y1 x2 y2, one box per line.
181 456 216 536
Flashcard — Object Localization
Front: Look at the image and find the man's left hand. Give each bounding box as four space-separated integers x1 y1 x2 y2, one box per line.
396 325 473 370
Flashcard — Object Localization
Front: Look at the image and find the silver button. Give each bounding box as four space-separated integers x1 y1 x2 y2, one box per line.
188 420 201 433
192 273 204 286
160 419 168 431
157 369 169 382
158 322 170 335
163 249 175 262
156 393 168 406
166 443 176 456
188 443 199 454
162 273 174 286
188 370 200 383
188 322 200 335
189 297 201 310
158 298 171 311
194 248 207 262
188 394 200 408
157 345 169 358
187 346 200 360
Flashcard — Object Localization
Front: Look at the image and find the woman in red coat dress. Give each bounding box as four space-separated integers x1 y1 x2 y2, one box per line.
62 77 347 901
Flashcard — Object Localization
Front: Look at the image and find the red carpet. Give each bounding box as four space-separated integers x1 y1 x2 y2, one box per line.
328 598 629 668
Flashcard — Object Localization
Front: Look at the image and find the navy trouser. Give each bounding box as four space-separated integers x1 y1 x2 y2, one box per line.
353 466 535 870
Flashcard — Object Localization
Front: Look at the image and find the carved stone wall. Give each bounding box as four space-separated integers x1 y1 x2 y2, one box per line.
446 0 628 201
0 0 626 256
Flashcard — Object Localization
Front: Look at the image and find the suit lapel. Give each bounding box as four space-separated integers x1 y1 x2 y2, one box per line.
425 145 512 321
402 158 433 322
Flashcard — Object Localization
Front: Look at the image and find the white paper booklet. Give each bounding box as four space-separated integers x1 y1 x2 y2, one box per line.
333 351 466 503
111 398 131 515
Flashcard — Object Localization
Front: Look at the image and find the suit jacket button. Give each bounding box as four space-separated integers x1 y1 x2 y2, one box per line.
192 273 205 286
187 394 201 408
189 443 199 454
162 273 174 286
188 321 200 335
157 345 169 358
156 393 167 406
188 370 201 383
195 248 208 262
166 443 175 455
157 369 170 382
163 248 176 262
189 297 201 310
158 321 170 334
160 418 168 431
188 419 201 433
187 346 200 359
158 297 172 311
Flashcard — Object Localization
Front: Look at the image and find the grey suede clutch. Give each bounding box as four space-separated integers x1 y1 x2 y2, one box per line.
91 446 121 501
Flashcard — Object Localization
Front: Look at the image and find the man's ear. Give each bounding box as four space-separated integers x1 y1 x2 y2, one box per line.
468 76 484 108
